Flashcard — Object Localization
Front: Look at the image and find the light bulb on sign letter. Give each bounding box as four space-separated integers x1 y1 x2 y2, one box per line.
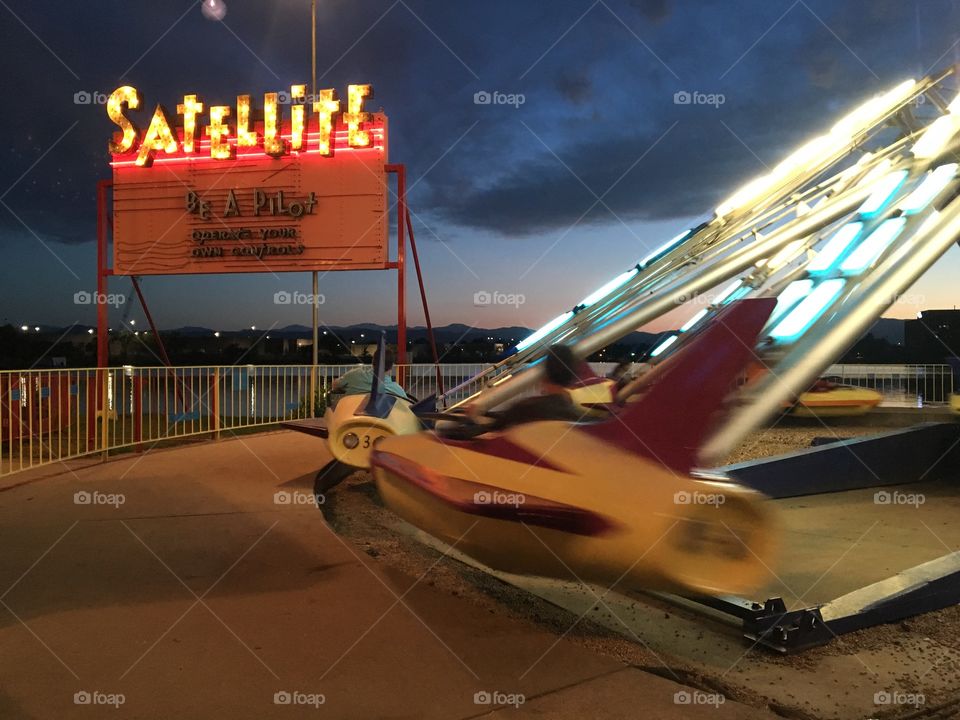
107 86 141 154
312 89 340 156
236 94 258 147
206 106 234 160
290 85 306 150
345 84 373 147
263 92 285 156
136 104 179 167
176 94 204 153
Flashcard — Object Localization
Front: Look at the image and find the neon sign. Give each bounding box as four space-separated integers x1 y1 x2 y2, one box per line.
107 83 375 167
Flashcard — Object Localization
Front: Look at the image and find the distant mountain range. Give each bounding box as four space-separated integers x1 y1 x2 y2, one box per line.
27 317 908 346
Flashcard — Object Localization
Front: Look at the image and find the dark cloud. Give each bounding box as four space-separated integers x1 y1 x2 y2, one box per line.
413 0 960 237
424 118 777 236
629 0 672 25
555 71 593 104
2 0 960 251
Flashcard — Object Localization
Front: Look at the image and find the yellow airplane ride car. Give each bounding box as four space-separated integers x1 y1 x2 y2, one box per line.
370 299 781 597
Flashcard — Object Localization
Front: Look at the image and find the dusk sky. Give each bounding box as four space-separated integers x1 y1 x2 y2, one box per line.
3 0 960 334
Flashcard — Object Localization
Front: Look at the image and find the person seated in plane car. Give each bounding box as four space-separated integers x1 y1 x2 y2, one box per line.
482 344 585 431
328 349 409 408
607 360 636 391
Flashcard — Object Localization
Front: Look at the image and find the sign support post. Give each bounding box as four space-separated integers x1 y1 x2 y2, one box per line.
387 163 408 382
96 180 110 367
310 0 318 417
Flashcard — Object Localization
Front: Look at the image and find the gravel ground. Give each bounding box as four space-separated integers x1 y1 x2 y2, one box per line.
721 422 883 464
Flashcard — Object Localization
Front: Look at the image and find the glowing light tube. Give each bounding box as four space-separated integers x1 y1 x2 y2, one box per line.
830 79 917 138
770 279 845 340
515 311 574 352
713 279 743 305
807 222 864 273
858 170 909 218
911 114 960 160
767 238 807 271
640 230 691 267
679 308 709 332
579 268 639 307
900 163 958 215
768 279 814 324
714 79 916 220
840 217 908 273
723 285 753 304
650 335 679 357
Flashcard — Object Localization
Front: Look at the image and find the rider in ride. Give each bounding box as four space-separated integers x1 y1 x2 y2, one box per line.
482 344 585 431
329 349 409 408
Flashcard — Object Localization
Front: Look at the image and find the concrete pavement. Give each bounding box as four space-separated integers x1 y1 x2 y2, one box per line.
0 431 774 719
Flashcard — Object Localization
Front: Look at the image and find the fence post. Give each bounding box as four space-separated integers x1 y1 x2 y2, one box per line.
211 367 221 440
100 369 110 460
86 372 98 450
133 375 143 453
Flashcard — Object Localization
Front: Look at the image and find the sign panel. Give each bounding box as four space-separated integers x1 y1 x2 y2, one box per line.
108 85 389 275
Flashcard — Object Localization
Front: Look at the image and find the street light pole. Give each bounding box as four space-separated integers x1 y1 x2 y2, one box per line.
310 0 319 416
